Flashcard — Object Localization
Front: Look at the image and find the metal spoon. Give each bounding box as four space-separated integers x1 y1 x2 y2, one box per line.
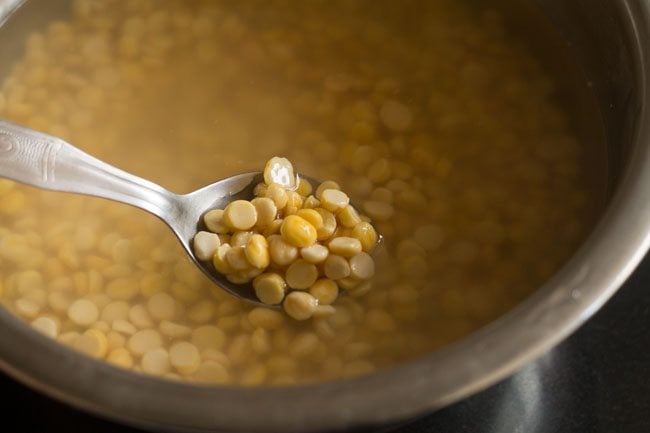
0 119 276 305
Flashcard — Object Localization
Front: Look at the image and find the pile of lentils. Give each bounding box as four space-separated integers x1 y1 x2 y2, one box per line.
0 0 597 385
193 157 378 319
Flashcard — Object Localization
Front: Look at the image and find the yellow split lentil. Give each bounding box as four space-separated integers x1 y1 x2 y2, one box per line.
0 0 603 386
193 156 379 315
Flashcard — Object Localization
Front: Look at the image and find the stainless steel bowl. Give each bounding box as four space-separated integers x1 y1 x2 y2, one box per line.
0 1 648 432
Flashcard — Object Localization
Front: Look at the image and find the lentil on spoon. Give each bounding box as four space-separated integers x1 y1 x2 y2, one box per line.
192 157 379 320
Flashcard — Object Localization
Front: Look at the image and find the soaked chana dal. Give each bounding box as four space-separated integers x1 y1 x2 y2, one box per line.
194 155 380 318
0 0 599 385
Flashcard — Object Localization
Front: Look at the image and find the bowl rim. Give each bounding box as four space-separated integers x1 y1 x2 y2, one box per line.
0 0 649 432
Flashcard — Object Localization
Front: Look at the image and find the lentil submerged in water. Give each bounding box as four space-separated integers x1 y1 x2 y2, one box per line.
0 0 596 385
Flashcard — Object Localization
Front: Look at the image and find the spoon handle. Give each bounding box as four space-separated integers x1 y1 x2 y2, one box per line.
0 120 175 219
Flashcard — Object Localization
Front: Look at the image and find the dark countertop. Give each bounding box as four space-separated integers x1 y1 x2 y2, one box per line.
3 252 650 433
